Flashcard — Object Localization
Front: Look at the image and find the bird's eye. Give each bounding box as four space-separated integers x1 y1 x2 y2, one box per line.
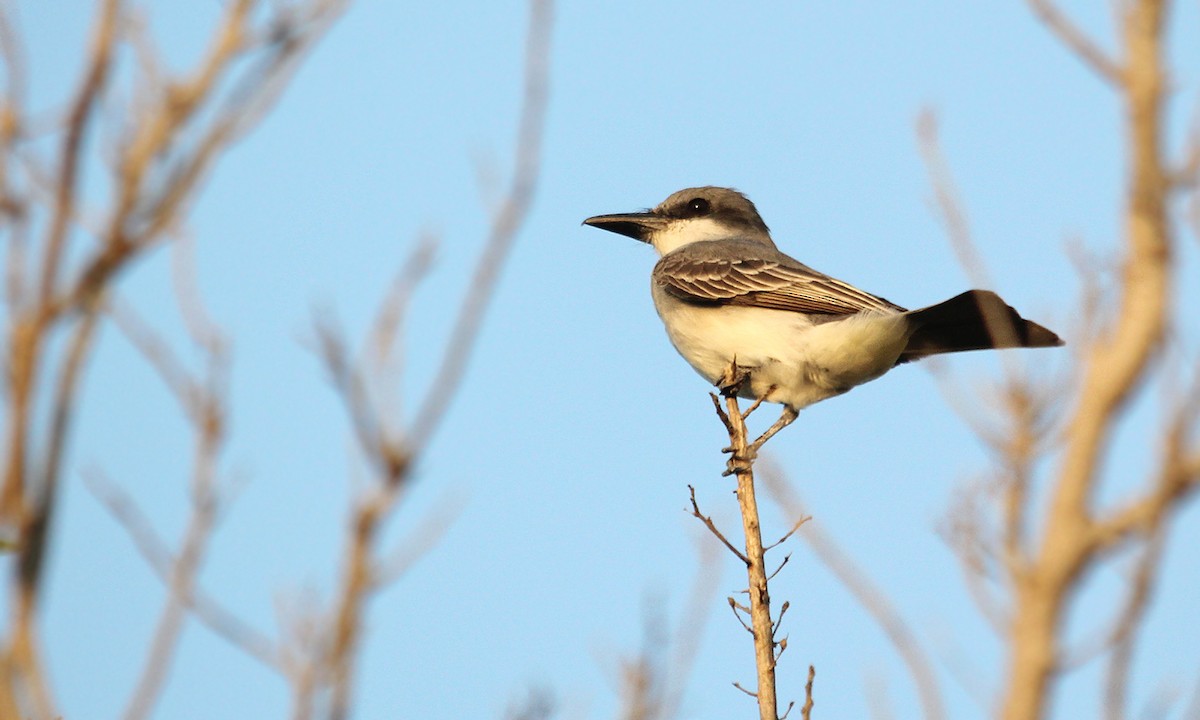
684 197 710 216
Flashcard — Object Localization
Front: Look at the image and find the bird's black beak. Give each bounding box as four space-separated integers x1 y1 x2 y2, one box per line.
582 211 667 243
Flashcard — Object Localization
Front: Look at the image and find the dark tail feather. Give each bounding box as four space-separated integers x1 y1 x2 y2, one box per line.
897 290 1063 364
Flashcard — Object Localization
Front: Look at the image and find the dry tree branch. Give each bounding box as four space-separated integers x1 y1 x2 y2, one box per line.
915 110 992 291
994 1 1194 718
372 491 463 587
84 468 279 669
102 286 233 720
614 543 720 720
37 0 118 305
1101 528 1165 720
305 3 555 718
916 109 1026 367
0 1 120 702
365 232 437 392
801 665 815 720
505 689 556 720
658 539 723 720
687 485 748 564
1 0 119 532
697 367 807 720
721 393 781 720
1025 0 1125 85
917 8 1191 716
0 7 30 228
410 0 553 452
1 0 348 714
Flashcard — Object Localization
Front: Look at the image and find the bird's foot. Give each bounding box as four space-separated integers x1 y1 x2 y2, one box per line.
717 364 753 398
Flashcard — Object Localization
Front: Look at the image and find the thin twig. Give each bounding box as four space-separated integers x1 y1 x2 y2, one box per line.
687 486 748 565
658 539 723 720
800 665 815 720
1103 529 1165 720
762 460 945 720
316 4 554 717
87 468 279 667
1026 0 1125 85
411 0 553 451
718 381 784 720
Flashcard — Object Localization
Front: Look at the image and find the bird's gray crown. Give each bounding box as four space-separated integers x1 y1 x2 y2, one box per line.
654 186 770 236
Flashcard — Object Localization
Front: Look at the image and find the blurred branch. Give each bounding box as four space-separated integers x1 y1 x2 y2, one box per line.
505 689 556 720
955 2 1200 719
104 297 230 720
915 109 991 291
615 545 720 720
85 468 279 670
801 665 815 720
298 3 555 718
1026 0 1124 85
1101 529 1164 720
1003 4 1173 713
916 109 1025 363
411 0 553 452
0 0 347 714
659 540 722 720
762 461 946 720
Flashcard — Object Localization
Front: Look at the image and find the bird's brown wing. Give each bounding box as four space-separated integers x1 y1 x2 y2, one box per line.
653 239 905 315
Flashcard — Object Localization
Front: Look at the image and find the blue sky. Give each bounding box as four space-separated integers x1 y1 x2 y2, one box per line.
14 1 1200 718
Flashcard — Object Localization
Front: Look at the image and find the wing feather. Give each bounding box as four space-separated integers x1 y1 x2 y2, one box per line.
654 240 904 315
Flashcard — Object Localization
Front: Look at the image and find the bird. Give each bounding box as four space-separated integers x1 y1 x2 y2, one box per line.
583 186 1062 457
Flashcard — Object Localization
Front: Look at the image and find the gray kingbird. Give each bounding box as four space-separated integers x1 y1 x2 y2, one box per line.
584 186 1062 449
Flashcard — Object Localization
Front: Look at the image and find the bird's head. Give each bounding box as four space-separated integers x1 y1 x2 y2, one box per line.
584 186 772 255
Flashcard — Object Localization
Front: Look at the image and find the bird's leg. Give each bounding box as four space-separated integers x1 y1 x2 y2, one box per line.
724 406 798 475
750 406 799 454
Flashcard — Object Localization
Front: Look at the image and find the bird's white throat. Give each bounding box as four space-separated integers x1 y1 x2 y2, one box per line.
650 217 741 256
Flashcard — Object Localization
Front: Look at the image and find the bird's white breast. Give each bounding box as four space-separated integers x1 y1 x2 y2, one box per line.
651 283 911 409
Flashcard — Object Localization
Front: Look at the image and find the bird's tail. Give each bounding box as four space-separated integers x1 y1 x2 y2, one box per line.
897 290 1062 364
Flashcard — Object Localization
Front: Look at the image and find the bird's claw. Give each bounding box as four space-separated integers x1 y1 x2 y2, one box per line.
722 447 758 476
717 364 752 398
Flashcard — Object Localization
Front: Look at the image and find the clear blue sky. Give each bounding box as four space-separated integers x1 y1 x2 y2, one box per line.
15 1 1200 718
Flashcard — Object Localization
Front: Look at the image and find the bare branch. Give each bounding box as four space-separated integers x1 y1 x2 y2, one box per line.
800 665 815 720
372 491 463 587
411 0 553 451
915 109 992 290
1 2 349 713
38 0 118 310
765 555 790 582
687 486 748 565
84 470 279 670
1026 0 1124 85
916 108 1028 361
657 539 722 720
95 268 235 720
998 2 1180 717
1103 530 1165 720
311 4 555 717
714 376 790 720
